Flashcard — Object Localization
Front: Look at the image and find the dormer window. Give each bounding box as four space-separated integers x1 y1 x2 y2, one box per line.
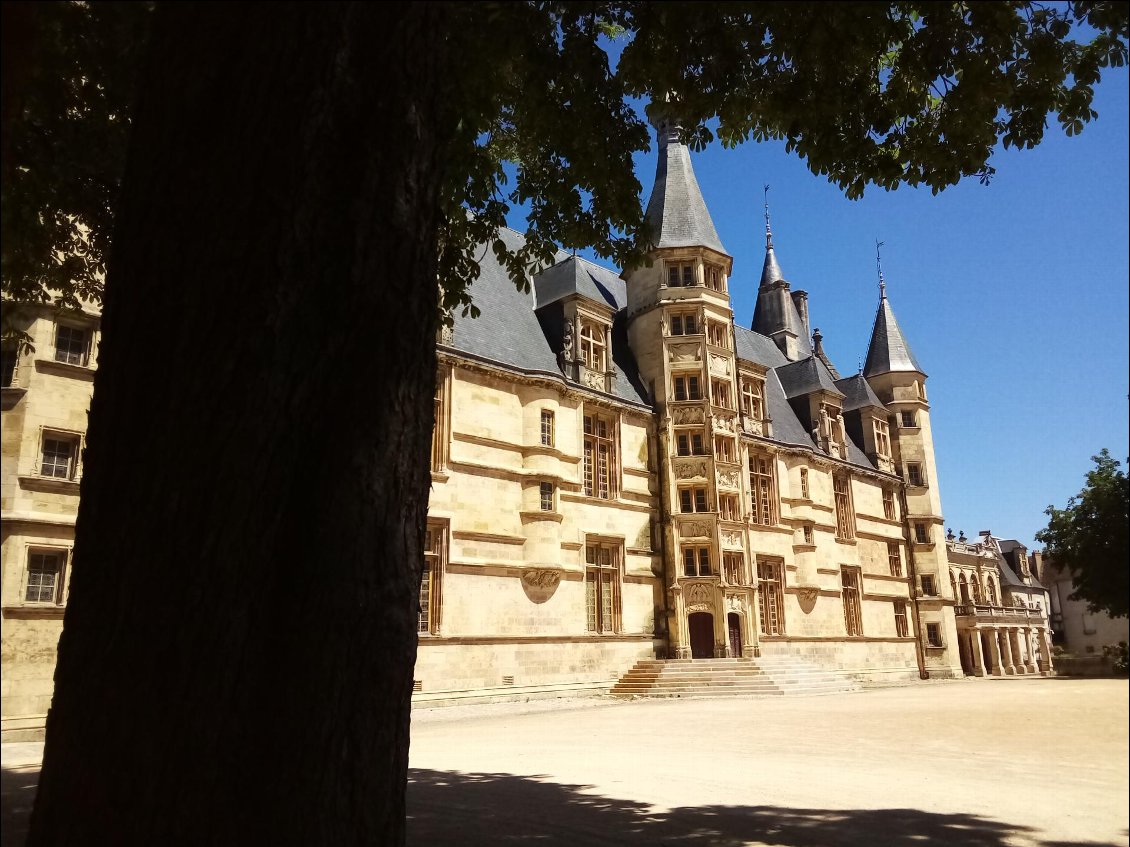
579 321 605 371
669 313 699 336
667 262 695 287
873 418 891 458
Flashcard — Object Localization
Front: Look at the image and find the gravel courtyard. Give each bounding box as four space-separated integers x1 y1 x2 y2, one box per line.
408 678 1129 846
3 678 1126 845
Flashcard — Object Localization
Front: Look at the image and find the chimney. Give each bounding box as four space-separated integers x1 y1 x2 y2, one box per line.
791 289 810 338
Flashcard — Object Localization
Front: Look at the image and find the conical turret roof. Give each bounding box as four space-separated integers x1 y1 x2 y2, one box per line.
643 120 726 254
864 291 923 376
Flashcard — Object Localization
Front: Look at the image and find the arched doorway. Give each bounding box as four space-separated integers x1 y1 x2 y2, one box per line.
688 612 714 659
727 612 743 658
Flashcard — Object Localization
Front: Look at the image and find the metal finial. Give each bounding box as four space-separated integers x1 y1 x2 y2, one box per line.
876 239 886 298
764 184 773 250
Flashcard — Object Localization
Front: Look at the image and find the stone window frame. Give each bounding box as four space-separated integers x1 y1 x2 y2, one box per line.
905 463 925 487
582 407 619 500
431 368 451 473
710 379 733 410
678 486 710 514
705 319 729 349
539 481 555 512
887 542 903 577
668 311 701 336
924 622 944 648
673 373 702 402
893 600 909 637
713 434 736 464
540 409 555 447
39 428 83 481
579 319 606 371
665 261 696 288
833 472 856 541
722 551 745 585
682 545 712 577
718 493 741 522
674 429 706 456
841 566 863 637
585 538 623 633
704 263 726 293
899 410 918 429
873 417 891 458
914 522 930 544
419 519 448 636
920 574 937 597
757 557 786 636
799 467 810 500
882 488 896 520
54 322 92 367
749 451 778 527
23 546 69 606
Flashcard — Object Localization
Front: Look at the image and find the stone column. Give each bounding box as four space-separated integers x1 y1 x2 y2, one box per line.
969 628 985 677
999 629 1016 675
1012 632 1030 677
671 585 690 659
1036 628 1052 675
1022 627 1038 673
987 627 1004 676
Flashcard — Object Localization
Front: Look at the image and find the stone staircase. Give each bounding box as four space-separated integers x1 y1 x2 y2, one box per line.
610 656 860 699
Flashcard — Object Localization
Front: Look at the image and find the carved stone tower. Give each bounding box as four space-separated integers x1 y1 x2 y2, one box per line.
863 278 962 676
625 113 753 659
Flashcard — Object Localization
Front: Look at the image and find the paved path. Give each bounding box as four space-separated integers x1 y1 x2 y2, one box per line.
4 678 1127 846
407 678 1129 846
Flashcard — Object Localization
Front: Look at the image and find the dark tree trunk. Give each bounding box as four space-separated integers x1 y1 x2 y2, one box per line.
29 4 448 844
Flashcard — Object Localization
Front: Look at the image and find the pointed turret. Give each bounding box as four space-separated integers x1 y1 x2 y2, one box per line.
750 187 811 360
643 117 725 254
863 275 923 377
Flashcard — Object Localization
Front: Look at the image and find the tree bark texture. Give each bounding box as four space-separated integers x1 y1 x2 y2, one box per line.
29 4 448 844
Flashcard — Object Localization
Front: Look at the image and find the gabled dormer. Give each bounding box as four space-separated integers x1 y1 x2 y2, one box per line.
835 372 893 473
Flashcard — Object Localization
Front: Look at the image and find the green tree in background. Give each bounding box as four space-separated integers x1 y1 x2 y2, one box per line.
1037 449 1130 620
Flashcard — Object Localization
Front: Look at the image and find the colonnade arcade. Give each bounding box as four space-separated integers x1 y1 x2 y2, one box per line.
955 620 1051 676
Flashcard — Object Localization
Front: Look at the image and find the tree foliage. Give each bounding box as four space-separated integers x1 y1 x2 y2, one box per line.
4 2 1128 325
1036 449 1130 619
0 1 151 319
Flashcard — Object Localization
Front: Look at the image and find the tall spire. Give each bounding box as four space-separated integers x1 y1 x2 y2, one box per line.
750 188 811 359
642 110 726 254
876 239 886 299
764 184 774 250
863 253 924 377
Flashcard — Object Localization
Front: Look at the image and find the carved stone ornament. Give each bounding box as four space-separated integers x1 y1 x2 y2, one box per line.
727 593 743 611
582 369 605 390
717 469 740 490
668 343 701 363
438 324 454 346
796 584 820 606
680 520 711 539
712 414 736 434
686 583 713 611
709 353 731 376
674 459 708 480
721 530 742 548
672 406 705 425
520 569 563 604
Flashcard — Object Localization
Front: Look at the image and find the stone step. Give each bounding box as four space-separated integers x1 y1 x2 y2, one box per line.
611 656 861 700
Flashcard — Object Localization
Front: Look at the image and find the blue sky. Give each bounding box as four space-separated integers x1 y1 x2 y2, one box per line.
507 66 1129 551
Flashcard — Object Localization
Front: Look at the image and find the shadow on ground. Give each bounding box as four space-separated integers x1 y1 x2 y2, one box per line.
1 764 1119 847
408 768 1119 847
1 765 39 847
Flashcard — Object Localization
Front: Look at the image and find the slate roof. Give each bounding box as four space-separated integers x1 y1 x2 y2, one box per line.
776 356 845 400
644 126 726 254
446 228 648 406
835 374 885 412
750 248 813 358
864 294 924 377
534 255 625 311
